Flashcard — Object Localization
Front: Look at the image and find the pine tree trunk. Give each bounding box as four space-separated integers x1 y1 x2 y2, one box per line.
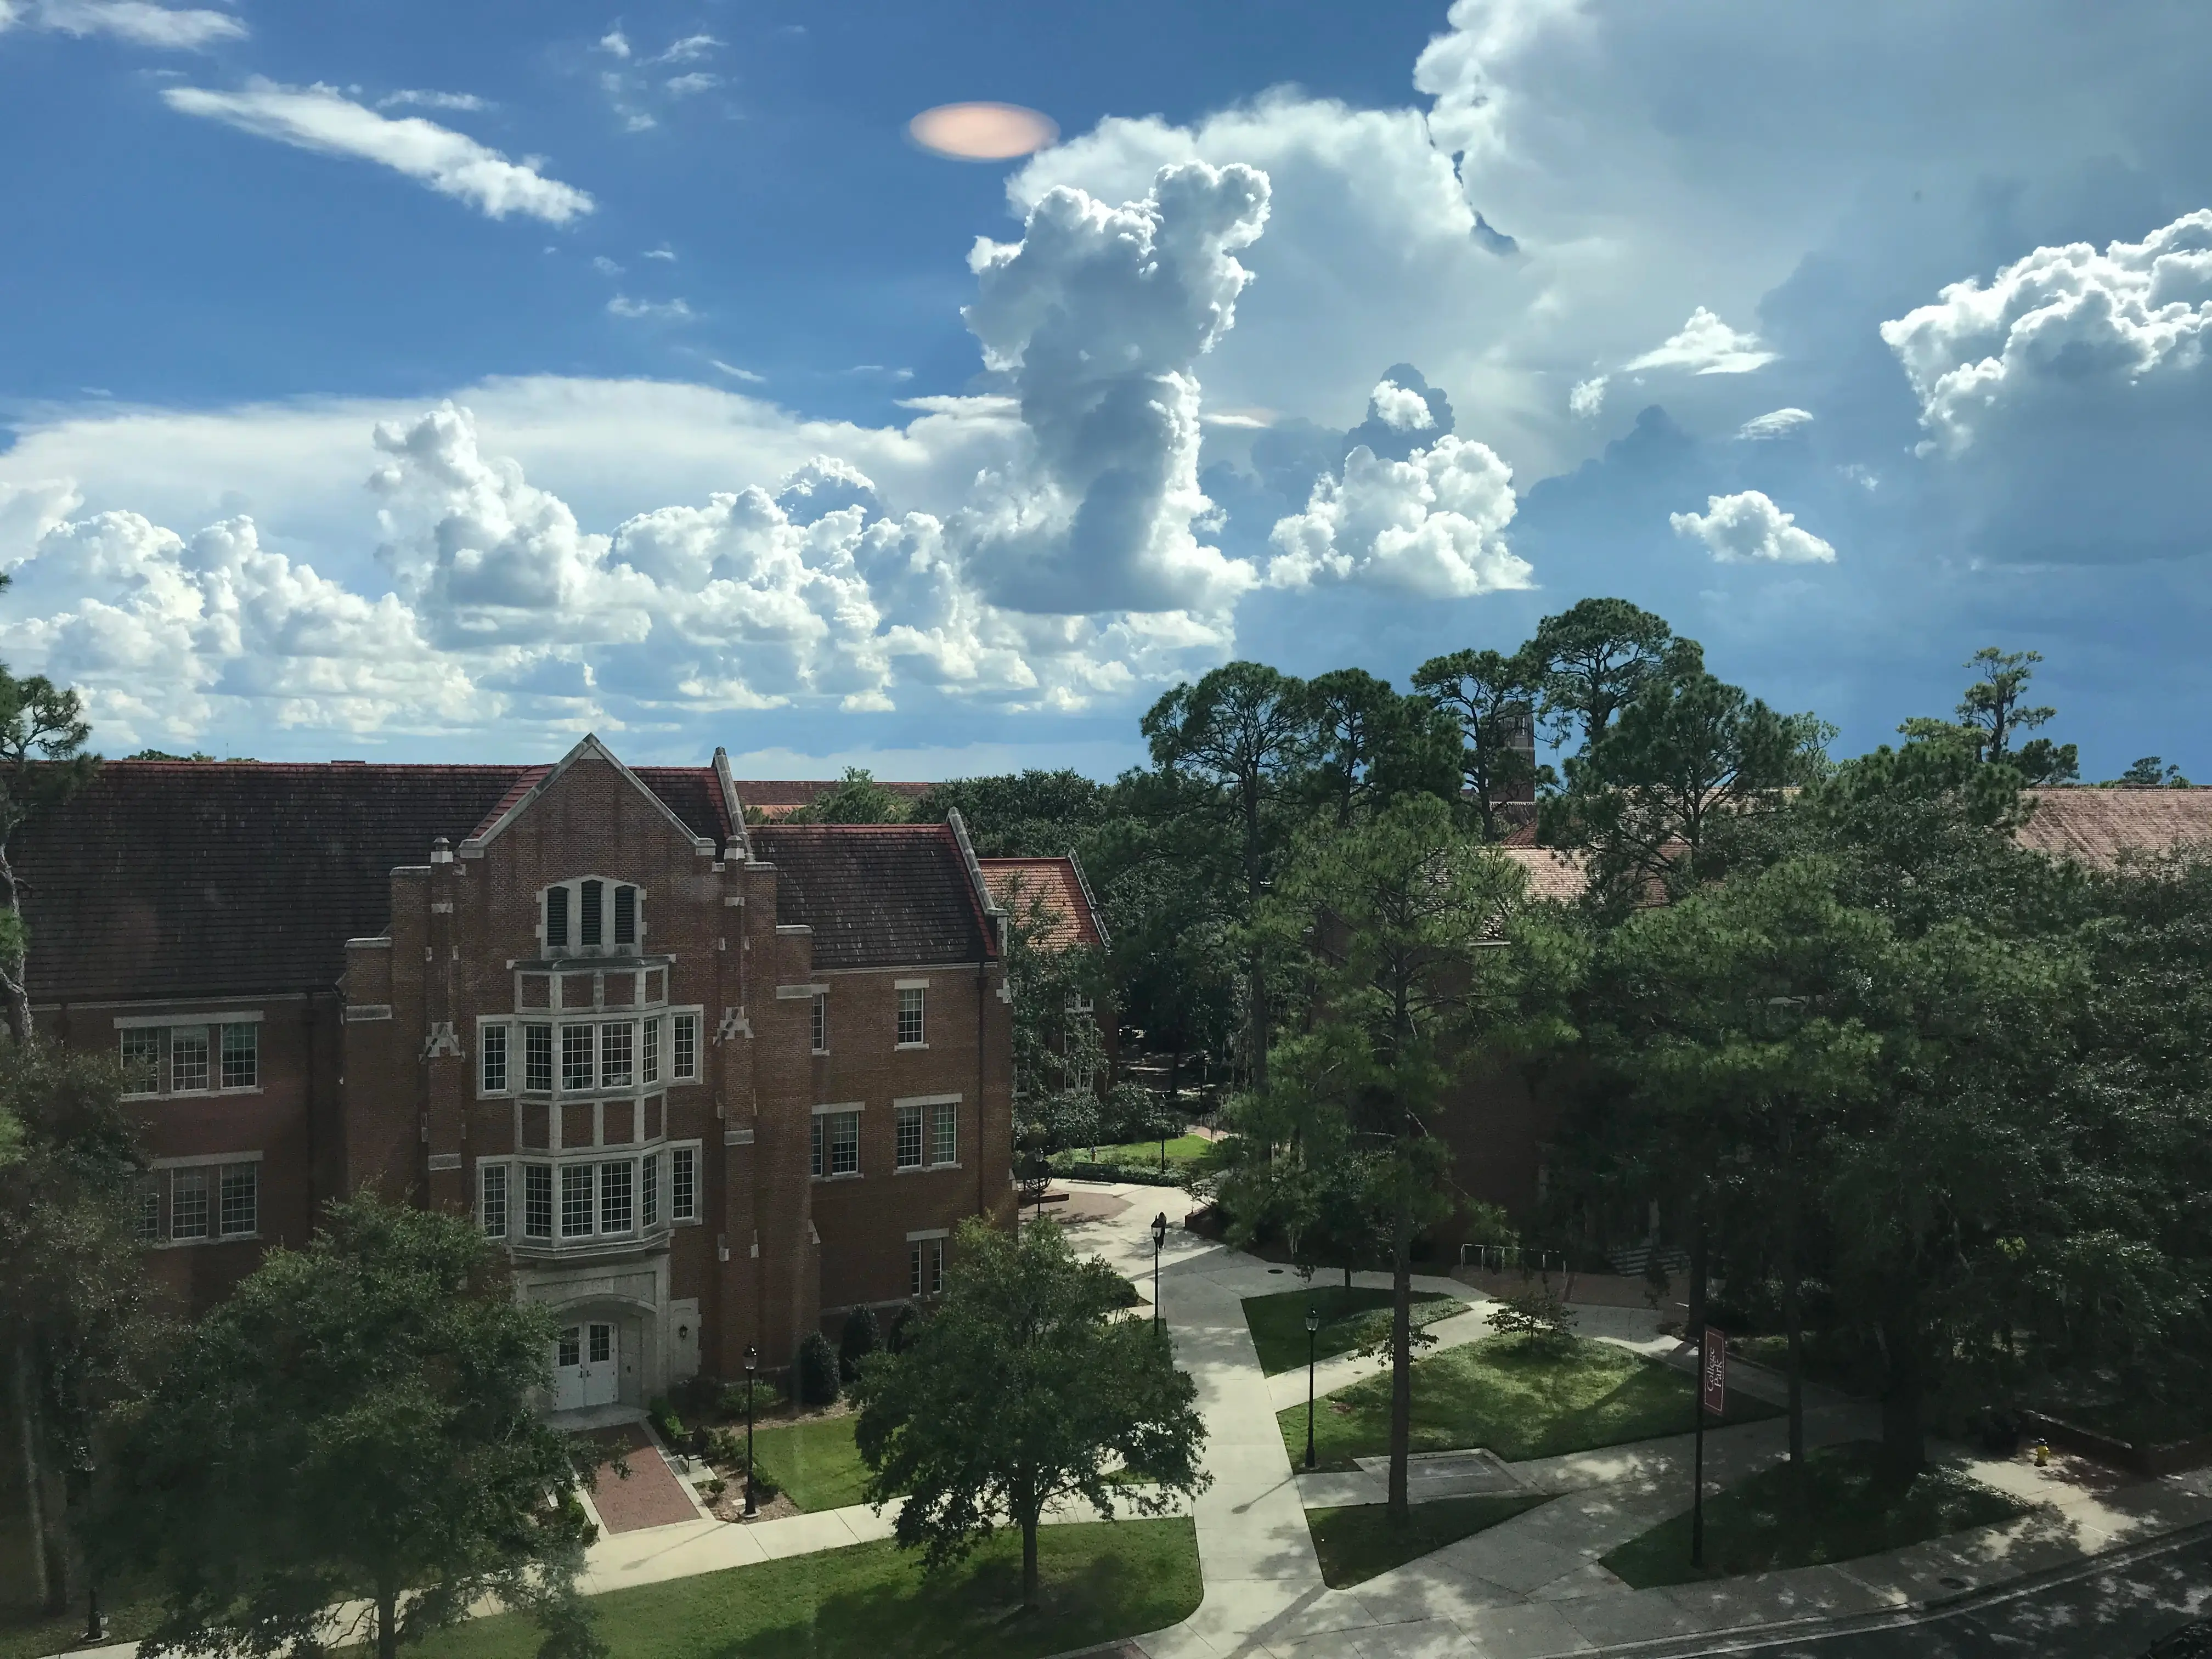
12 1336 49 1612
377 1582 400 1659
0 842 32 1046
1879 1304 1927 1479
1386 1189 1412 1521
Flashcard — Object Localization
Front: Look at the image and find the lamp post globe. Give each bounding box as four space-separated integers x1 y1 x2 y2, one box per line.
742 1344 759 1517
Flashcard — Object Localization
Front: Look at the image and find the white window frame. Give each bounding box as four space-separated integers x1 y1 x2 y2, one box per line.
812 992 828 1055
479 1019 512 1097
895 985 927 1049
140 1153 264 1248
670 1009 702 1082
522 1162 555 1240
641 1017 661 1085
669 1141 700 1223
599 1020 635 1090
894 1104 923 1171
559 1023 595 1093
115 1015 269 1100
811 1106 861 1180
523 1023 554 1093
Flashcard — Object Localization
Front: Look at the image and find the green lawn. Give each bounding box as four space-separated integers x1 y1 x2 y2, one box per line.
1054 1135 1210 1170
748 1416 873 1513
400 1520 1201 1659
1282 1334 1782 1470
1 1598 162 1659
1242 1286 1463 1376
1602 1442 2029 1588
1307 1495 1545 1588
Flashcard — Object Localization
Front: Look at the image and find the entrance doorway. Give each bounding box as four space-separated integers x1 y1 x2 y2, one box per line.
552 1321 619 1410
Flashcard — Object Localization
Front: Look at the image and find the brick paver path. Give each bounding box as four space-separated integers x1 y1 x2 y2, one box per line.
583 1424 701 1533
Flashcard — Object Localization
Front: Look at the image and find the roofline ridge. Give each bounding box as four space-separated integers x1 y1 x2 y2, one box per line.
461 734 716 857
944 809 1006 958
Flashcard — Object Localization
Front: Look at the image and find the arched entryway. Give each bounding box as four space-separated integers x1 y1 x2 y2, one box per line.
545 1300 650 1412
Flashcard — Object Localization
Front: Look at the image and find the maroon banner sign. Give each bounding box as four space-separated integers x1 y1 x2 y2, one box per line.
1700 1325 1727 1417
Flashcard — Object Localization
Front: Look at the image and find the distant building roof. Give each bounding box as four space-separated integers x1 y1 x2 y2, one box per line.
733 779 933 821
752 823 995 969
2017 788 2212 867
13 759 975 1004
1499 845 1590 904
978 856 1108 949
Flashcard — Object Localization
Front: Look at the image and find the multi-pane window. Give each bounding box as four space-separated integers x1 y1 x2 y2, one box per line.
642 1018 661 1085
641 1152 659 1228
221 1024 258 1090
812 1110 860 1178
579 879 604 947
930 1103 958 1165
589 1324 612 1364
600 1023 634 1088
897 988 926 1047
171 1167 210 1239
481 1163 509 1238
613 884 637 946
481 1024 509 1094
545 885 570 950
670 1146 696 1221
523 1164 554 1239
895 1105 923 1170
811 994 828 1054
557 1327 580 1368
599 1161 633 1234
524 1024 554 1092
120 1030 160 1096
170 1026 211 1092
560 1025 593 1092
560 1164 594 1238
673 1013 699 1080
219 1164 257 1236
910 1238 944 1297
133 1180 160 1243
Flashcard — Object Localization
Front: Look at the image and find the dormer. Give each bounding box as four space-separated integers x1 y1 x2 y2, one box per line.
539 876 645 958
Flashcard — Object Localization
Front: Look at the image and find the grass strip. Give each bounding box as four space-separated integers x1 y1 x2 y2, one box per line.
1601 1442 2029 1588
1282 1333 1781 1469
1241 1286 1463 1376
1307 1494 1546 1588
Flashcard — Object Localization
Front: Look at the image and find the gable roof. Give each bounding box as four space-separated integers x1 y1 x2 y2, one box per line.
15 757 727 1005
751 823 995 969
978 856 1108 949
460 734 723 856
2017 788 2212 867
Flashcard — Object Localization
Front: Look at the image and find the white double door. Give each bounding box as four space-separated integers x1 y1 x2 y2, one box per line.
553 1320 620 1410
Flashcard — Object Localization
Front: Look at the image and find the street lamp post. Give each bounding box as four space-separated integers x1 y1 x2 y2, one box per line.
1304 1305 1321 1470
1151 1211 1167 1330
743 1345 759 1517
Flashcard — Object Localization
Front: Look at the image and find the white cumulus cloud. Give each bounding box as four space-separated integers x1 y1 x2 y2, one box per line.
664 72 718 97
953 160 1272 618
1878 209 2212 563
1369 379 1437 432
1669 490 1836 564
606 295 692 320
13 0 242 47
1269 432 1531 598
162 80 594 224
1568 375 1607 417
1737 407 1814 439
1624 307 1778 375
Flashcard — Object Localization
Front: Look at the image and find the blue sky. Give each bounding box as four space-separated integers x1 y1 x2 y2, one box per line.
2 0 2208 781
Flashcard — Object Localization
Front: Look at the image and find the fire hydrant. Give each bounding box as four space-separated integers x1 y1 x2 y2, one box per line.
2033 1438 2051 1468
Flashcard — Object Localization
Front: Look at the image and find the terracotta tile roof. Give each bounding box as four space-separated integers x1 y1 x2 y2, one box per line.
978 856 1108 949
751 823 994 968
729 779 933 820
15 760 733 1005
2017 788 2212 867
1499 845 1589 904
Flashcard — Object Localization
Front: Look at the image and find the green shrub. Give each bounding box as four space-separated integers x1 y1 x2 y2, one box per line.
887 1302 921 1353
839 1305 882 1382
1489 1286 1577 1352
796 1330 840 1406
648 1396 687 1446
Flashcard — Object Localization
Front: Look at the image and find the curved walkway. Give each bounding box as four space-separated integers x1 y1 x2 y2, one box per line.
1046 1184 2212 1659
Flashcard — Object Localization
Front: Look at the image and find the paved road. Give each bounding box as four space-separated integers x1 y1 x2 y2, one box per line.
1706 1530 2212 1658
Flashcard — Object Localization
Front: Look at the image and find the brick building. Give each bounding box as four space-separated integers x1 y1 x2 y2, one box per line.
16 737 1015 1410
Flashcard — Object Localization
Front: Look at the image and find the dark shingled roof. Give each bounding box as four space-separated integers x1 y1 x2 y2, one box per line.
13 760 736 1005
752 823 994 969
731 779 933 821
2018 788 2212 867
